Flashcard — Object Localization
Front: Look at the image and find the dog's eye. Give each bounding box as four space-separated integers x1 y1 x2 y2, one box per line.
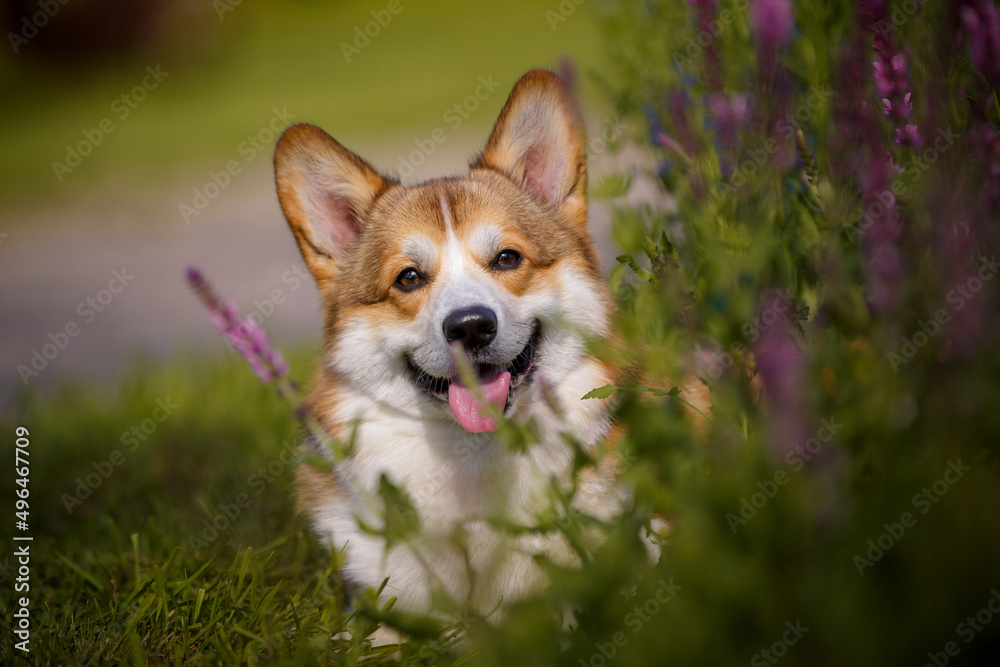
394 268 424 291
492 249 522 270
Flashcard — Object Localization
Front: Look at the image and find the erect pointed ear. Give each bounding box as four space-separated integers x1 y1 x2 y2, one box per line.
473 69 587 219
274 124 393 286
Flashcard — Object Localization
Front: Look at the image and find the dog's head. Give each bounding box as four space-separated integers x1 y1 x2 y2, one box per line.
275 70 611 433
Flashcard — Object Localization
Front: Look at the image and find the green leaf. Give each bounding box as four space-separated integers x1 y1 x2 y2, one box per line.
55 551 104 591
378 474 420 548
615 255 658 283
582 385 621 400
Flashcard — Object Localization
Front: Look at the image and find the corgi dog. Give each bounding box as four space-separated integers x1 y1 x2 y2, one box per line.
273 70 622 630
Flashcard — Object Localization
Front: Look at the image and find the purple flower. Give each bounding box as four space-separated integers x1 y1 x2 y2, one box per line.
891 53 907 76
961 0 1000 83
688 0 722 90
867 3 917 136
753 292 810 460
186 267 289 383
895 123 923 147
902 92 913 118
872 60 892 96
887 152 904 175
830 38 872 179
882 92 913 119
859 0 887 22
668 88 698 153
558 56 576 97
653 131 685 155
706 93 751 150
859 150 907 313
753 0 794 50
872 53 908 99
967 124 1000 203
648 98 696 169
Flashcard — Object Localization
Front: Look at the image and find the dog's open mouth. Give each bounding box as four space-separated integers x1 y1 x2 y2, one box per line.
407 321 541 432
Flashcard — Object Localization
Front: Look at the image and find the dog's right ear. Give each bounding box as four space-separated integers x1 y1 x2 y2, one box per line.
274 124 393 286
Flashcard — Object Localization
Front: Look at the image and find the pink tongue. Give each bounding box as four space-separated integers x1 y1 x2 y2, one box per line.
448 370 511 432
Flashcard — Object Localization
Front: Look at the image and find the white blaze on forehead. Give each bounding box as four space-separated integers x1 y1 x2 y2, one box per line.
439 191 454 235
438 192 504 269
440 192 467 277
468 223 503 261
400 235 438 270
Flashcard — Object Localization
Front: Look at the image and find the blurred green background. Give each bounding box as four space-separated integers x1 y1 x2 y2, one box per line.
0 0 618 410
3 0 1000 663
0 0 607 206
0 1 620 661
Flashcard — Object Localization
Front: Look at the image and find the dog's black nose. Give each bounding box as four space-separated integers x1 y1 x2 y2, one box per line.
443 306 497 352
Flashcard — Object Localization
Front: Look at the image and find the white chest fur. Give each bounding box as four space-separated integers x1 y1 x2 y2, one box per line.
305 358 616 615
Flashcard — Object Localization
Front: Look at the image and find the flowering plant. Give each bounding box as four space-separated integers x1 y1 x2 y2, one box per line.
186 1 1000 661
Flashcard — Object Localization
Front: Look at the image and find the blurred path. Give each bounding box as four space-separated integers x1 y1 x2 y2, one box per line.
0 130 658 412
1 161 311 411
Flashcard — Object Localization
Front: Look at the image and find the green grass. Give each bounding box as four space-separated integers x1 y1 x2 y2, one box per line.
0 0 605 206
9 2 1000 664
0 348 419 664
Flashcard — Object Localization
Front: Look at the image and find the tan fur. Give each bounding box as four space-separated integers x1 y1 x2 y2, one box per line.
273 69 627 636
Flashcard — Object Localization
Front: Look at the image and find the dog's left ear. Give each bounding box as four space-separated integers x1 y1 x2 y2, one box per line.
473 69 587 221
